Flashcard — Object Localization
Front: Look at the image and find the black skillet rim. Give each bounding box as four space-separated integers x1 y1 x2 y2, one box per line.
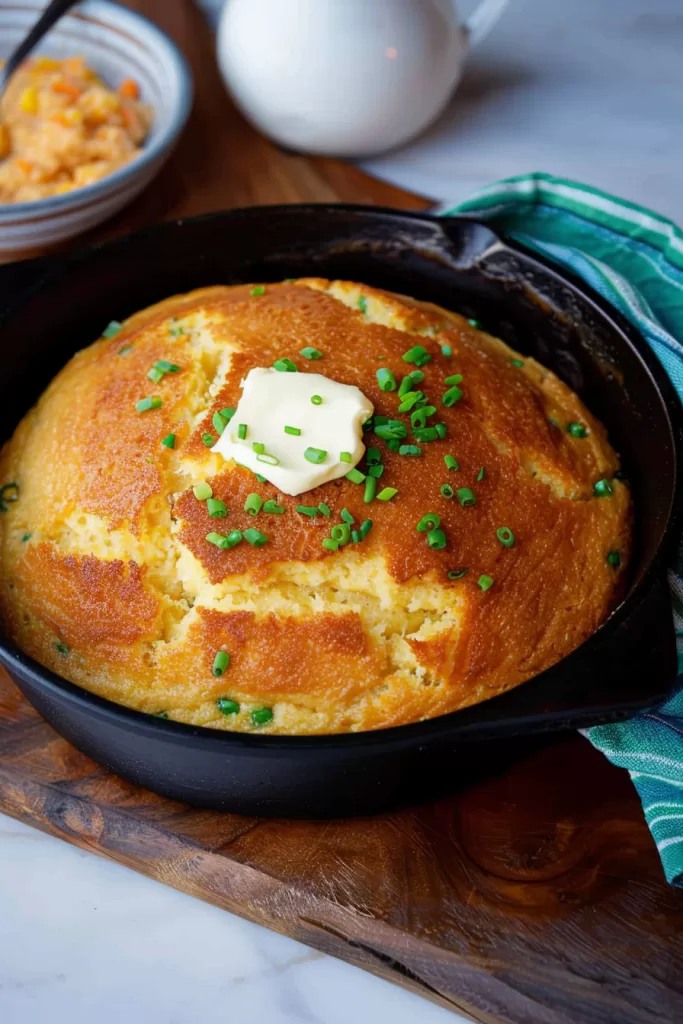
0 203 681 752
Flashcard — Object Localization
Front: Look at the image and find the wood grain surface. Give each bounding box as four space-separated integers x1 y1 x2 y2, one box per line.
1 3 682 1023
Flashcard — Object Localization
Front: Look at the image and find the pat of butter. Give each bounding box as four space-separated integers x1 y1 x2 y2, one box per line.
213 367 374 496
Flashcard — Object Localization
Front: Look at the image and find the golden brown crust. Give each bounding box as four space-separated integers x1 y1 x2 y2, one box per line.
0 280 631 733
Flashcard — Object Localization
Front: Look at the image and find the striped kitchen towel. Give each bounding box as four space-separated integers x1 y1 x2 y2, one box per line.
444 173 683 885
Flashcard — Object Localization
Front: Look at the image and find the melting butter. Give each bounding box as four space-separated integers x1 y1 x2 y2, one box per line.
213 367 374 496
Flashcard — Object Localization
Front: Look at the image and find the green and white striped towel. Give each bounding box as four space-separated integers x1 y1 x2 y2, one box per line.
444 173 683 886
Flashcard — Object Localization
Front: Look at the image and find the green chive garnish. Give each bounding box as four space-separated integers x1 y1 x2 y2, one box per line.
376 368 397 392
148 366 164 384
311 394 323 405
441 344 453 357
357 296 368 314
155 712 169 719
21 533 32 542
322 538 339 551
374 422 407 441
341 508 355 524
300 347 323 360
251 285 266 296
296 505 318 517
399 444 422 456
55 640 70 655
360 519 373 537
568 422 588 438
351 529 361 544
468 318 481 329
331 523 351 545
213 411 228 435
102 320 122 338
238 424 248 440
364 475 377 503
193 482 212 500
496 526 515 548
442 385 463 407
212 651 230 676
417 513 440 533
398 391 422 412
273 358 297 372
368 464 384 478
457 488 476 507
255 473 268 483
157 360 180 373
340 451 352 463
202 433 216 447
136 396 162 413
118 344 132 356
251 708 273 726
510 358 524 367
207 498 228 518
304 447 327 464
263 499 285 514
225 530 243 548
594 478 613 498
435 423 447 439
376 487 398 501
346 468 365 484
411 405 436 429
412 428 438 443
402 345 431 367
252 442 265 455
220 408 236 422
245 493 263 516
478 574 494 591
161 433 176 449
284 426 301 436
427 528 447 550
448 568 468 580
217 698 240 715
440 484 454 499
477 467 486 482
243 528 268 546
318 502 331 517
206 531 229 548
444 455 459 471
399 370 425 397
607 550 621 568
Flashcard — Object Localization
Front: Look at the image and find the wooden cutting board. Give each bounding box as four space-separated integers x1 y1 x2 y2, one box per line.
1 3 682 1021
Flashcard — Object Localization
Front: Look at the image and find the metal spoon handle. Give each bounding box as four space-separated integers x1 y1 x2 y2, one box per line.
0 0 80 96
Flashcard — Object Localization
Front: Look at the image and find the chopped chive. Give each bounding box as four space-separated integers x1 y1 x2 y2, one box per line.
376 368 397 392
496 526 515 547
263 499 285 514
442 385 463 407
346 468 365 484
251 707 273 726
374 415 389 425
399 444 422 456
296 505 318 517
304 447 327 464
213 411 228 435
468 318 481 329
457 488 476 507
402 345 431 367
435 423 447 438
300 347 323 360
441 344 453 357
244 493 263 516
594 478 614 498
193 482 213 501
427 528 447 550
351 529 361 543
364 475 377 503
477 466 486 482
252 442 265 455
357 296 368 314
340 451 353 463
411 405 436 430
225 530 243 548
243 528 268 546
360 519 373 537
255 473 268 483
238 423 248 440
322 538 339 551
54 639 70 655
311 394 323 405
284 425 301 436
212 651 230 677
376 487 398 501
256 453 280 466
444 455 460 471
374 422 407 441
399 370 425 397
251 285 266 296
568 422 588 438
368 464 384 478
398 391 422 413
102 320 122 338
386 439 401 452
445 374 463 385
136 396 162 413
155 712 169 719
207 498 228 518
273 357 297 372
156 360 180 374
510 358 524 367
202 433 216 447
341 508 355 525
417 513 440 533
478 574 494 591
220 408 236 422
206 532 229 549
161 433 176 449
448 568 468 580
318 502 331 517
21 533 32 542
217 698 240 715
148 366 164 383
331 523 351 545
440 484 454 499
607 550 621 568
412 428 438 443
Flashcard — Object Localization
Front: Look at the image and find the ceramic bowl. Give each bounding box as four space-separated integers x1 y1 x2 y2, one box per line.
0 0 192 257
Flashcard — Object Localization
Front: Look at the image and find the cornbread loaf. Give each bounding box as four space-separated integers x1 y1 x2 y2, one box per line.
0 280 631 734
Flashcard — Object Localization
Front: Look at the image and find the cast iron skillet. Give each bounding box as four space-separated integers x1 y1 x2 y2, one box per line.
0 206 681 818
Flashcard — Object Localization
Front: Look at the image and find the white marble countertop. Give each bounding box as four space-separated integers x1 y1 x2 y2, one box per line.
3 1 682 1021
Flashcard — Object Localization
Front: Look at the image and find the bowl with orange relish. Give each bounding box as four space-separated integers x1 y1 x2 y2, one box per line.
0 1 191 256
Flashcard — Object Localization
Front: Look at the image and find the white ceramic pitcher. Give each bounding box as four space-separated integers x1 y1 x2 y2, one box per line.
217 0 509 156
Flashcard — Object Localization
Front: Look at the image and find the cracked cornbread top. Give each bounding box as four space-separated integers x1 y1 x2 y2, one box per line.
0 280 631 734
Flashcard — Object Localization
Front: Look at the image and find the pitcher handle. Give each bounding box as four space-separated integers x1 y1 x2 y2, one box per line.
463 0 509 48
